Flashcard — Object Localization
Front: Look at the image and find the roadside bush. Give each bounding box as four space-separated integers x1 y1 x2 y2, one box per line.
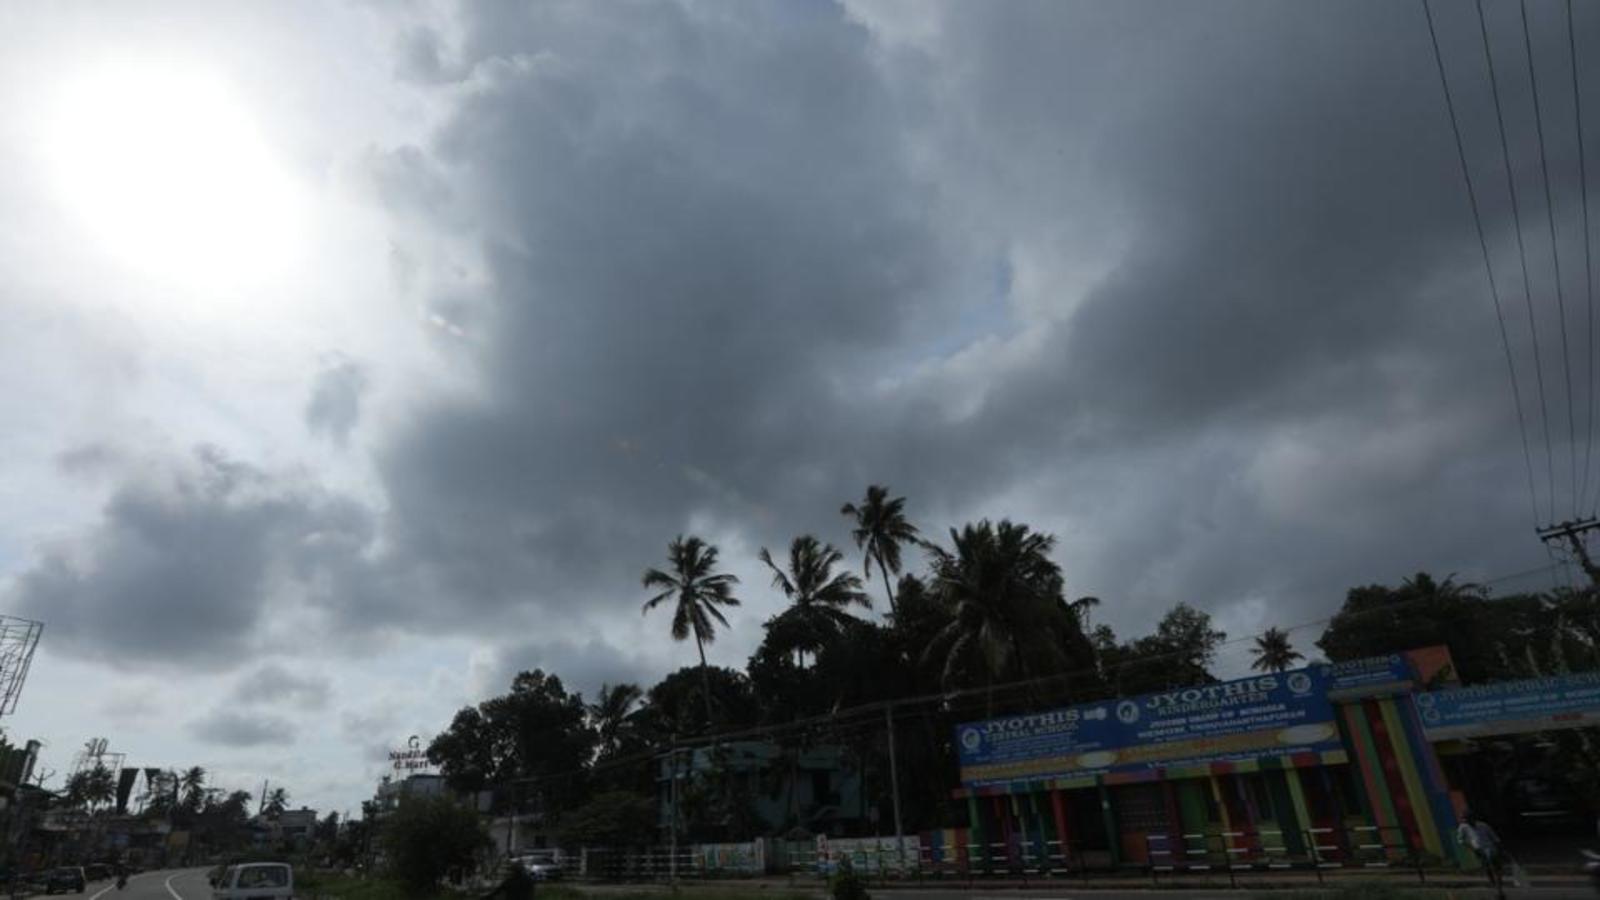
829 859 869 900
379 795 491 895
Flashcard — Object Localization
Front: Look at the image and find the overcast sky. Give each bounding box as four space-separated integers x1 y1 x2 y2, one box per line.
1 0 1596 815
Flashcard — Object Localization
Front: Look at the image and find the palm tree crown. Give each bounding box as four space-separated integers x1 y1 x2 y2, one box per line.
841 485 920 615
923 519 1069 691
589 682 644 757
758 534 871 666
642 534 741 724
264 787 289 817
179 766 207 811
1251 627 1304 673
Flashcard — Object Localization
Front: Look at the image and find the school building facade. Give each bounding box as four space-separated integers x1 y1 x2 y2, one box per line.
923 649 1599 873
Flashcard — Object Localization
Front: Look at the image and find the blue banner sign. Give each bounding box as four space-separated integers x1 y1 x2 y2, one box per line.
955 666 1342 786
1414 671 1600 740
1326 653 1417 699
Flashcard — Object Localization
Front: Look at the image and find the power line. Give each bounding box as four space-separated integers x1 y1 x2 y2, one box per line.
1520 0 1580 519
1422 0 1542 528
1479 0 1558 523
1571 0 1599 516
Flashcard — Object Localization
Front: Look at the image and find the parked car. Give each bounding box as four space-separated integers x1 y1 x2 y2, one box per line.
84 865 111 882
513 852 563 881
44 868 87 894
211 862 292 900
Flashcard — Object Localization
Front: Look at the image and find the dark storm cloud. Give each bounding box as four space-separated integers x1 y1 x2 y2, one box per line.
233 664 333 710
55 442 128 479
188 708 297 748
362 0 1595 648
8 0 1590 684
305 358 369 445
365 0 969 629
6 446 376 668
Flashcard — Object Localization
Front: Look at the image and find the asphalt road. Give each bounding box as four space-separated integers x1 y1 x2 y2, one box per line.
69 869 209 900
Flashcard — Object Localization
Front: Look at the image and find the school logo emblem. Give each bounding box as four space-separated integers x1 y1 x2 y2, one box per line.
1287 672 1313 695
960 728 982 752
1116 700 1141 724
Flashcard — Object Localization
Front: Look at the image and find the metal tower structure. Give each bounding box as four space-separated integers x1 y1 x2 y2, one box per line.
0 615 42 716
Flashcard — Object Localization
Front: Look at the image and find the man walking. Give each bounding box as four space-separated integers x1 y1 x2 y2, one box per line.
1457 810 1507 899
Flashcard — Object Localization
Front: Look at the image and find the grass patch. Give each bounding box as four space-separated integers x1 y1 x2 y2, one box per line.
1254 883 1431 900
564 889 815 900
303 872 465 900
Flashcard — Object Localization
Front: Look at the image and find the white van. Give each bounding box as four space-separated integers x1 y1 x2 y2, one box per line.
211 863 293 900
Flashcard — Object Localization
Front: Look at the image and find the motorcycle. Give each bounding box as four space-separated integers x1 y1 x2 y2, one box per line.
115 874 127 891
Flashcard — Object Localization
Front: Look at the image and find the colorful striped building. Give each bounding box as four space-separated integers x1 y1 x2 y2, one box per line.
933 648 1497 871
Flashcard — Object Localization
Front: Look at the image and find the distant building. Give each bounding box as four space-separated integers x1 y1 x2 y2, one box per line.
257 807 318 845
658 741 866 840
372 773 447 816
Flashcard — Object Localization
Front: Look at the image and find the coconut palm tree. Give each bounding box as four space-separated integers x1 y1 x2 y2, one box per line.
1251 627 1304 673
264 787 289 817
179 766 207 813
922 519 1069 695
758 535 871 666
643 535 741 727
841 485 920 616
66 764 116 813
589 682 644 758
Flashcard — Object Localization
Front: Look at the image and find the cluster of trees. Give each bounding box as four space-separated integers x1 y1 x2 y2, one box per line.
428 486 1245 842
426 485 1600 844
52 762 313 861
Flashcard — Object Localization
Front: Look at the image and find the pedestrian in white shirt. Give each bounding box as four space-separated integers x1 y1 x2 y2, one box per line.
1456 810 1506 899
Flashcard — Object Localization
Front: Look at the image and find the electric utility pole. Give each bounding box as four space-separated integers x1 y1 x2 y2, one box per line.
885 702 907 875
1538 518 1600 588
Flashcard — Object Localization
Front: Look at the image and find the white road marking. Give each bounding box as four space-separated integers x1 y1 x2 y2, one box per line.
90 871 156 900
164 872 186 900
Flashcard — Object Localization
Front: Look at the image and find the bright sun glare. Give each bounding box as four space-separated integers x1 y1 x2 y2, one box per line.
43 59 305 288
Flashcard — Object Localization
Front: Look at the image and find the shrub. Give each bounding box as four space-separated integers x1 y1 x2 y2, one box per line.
829 859 869 900
379 795 491 895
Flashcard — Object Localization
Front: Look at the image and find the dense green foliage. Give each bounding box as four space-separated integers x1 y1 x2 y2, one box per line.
427 669 595 812
380 795 491 894
559 791 657 847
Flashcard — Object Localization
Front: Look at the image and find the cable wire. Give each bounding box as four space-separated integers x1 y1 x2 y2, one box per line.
1571 0 1599 516
1479 0 1558 524
1423 0 1542 528
1521 0 1580 518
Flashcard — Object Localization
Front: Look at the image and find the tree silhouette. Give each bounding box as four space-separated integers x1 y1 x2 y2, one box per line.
179 766 207 814
66 765 116 812
923 519 1071 696
758 535 871 666
643 535 742 728
841 485 920 616
1251 627 1304 673
264 787 289 817
588 682 644 759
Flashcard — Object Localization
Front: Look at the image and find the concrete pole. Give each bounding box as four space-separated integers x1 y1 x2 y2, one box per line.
669 740 679 883
885 703 906 874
